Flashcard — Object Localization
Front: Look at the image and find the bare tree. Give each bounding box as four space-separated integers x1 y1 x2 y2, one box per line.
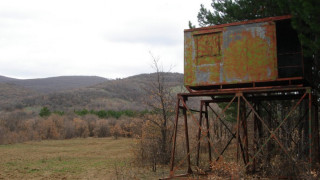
142 52 176 165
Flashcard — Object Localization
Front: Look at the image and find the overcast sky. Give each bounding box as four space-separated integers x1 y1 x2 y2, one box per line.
0 0 211 79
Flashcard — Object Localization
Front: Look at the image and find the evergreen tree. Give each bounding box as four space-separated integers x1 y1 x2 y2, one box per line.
197 0 289 26
39 107 51 117
281 0 320 93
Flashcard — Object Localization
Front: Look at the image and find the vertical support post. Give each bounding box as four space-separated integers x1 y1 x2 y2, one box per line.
311 91 319 167
170 96 180 177
308 89 312 169
236 93 241 163
205 102 212 165
241 99 249 165
253 102 257 173
182 97 193 174
196 101 204 167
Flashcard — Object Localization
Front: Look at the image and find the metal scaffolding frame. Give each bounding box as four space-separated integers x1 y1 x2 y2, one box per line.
168 86 319 178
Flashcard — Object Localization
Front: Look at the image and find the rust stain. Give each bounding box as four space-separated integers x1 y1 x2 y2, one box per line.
184 19 278 87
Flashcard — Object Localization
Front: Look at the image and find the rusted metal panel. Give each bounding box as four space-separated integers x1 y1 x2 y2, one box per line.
222 22 277 83
195 32 222 84
184 19 278 87
184 31 195 86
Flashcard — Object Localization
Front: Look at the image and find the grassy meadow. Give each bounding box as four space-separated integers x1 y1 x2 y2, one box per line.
0 138 168 179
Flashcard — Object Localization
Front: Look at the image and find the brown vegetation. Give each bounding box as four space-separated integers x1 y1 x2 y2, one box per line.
0 111 144 145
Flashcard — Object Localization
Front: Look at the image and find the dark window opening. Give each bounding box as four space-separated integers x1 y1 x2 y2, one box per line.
276 19 303 78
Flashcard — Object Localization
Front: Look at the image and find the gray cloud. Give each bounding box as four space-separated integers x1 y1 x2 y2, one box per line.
0 0 210 79
105 22 182 46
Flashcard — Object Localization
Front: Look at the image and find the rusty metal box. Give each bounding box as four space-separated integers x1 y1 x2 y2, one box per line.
184 16 305 89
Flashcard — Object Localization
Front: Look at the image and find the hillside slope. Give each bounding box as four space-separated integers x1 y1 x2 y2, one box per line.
0 76 109 94
0 75 18 83
0 73 184 112
0 83 37 111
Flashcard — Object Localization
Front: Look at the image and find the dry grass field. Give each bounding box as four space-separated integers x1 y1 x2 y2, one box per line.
0 138 168 179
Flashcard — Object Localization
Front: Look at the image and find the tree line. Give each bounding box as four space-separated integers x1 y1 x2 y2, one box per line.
39 107 150 119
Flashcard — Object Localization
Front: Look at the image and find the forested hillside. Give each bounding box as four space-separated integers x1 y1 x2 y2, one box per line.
0 73 183 111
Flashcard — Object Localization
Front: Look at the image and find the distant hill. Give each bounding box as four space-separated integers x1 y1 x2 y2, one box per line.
94 72 184 102
0 73 184 111
0 76 109 94
0 75 18 83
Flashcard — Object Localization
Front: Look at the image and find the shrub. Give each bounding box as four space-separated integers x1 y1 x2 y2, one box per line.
93 120 110 137
73 118 89 138
39 107 51 117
